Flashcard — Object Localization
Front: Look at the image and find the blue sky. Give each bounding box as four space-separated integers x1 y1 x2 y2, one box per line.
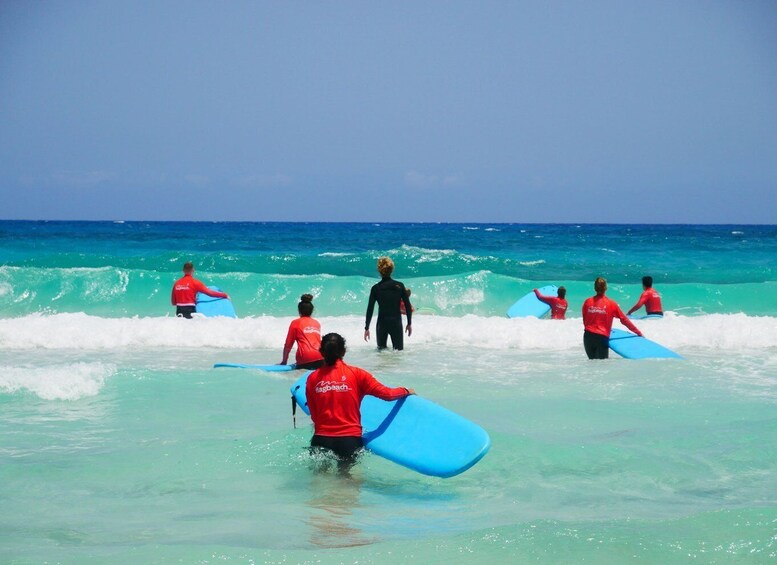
1 1 775 223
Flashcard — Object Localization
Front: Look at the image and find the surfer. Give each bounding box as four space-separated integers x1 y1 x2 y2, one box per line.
533 286 568 319
170 261 228 318
399 287 415 316
364 257 413 350
627 276 664 317
306 333 415 473
281 294 325 370
582 277 643 359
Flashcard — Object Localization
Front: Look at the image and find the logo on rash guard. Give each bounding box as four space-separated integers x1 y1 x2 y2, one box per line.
315 380 351 394
303 326 320 335
587 306 607 314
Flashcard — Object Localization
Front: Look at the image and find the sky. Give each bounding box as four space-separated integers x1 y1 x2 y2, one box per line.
1 1 776 223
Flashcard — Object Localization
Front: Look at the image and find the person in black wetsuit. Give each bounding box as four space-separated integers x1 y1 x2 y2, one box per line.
363 256 412 350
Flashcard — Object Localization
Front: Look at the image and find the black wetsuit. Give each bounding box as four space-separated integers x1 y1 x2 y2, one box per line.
365 277 412 350
176 305 196 319
310 435 364 473
583 330 610 359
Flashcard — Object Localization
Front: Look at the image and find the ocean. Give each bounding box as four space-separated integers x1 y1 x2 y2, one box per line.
1 221 775 563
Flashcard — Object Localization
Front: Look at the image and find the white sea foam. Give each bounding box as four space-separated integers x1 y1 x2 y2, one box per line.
0 312 775 352
0 362 116 400
519 260 546 266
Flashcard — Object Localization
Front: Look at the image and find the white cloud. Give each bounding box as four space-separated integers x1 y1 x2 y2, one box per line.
233 173 293 188
404 171 462 189
184 174 210 187
20 171 117 189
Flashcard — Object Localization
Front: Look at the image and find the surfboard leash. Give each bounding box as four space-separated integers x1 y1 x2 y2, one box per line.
291 385 299 429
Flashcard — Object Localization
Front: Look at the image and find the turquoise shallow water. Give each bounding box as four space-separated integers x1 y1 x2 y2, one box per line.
1 222 776 563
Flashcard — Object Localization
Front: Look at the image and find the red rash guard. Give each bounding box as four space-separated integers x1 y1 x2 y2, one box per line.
582 295 642 337
534 289 568 320
630 288 663 314
171 274 227 306
305 359 410 437
282 317 324 365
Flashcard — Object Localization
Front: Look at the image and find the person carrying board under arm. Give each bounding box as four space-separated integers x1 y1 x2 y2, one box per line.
171 261 228 318
582 277 642 359
306 333 415 474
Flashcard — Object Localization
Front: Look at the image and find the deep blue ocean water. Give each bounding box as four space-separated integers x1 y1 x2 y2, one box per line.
1 221 775 563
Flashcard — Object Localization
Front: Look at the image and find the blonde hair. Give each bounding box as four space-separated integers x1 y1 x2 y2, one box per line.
594 277 607 295
377 256 394 278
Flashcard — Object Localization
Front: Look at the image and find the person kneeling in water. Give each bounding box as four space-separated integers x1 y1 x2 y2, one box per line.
305 333 415 473
281 293 324 370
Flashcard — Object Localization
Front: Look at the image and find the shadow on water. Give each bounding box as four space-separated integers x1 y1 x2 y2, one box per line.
304 450 377 549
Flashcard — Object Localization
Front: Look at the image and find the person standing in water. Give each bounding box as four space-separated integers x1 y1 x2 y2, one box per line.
582 277 642 359
306 333 415 473
399 287 415 317
281 294 324 370
170 261 228 318
627 276 664 317
533 286 568 320
364 257 412 350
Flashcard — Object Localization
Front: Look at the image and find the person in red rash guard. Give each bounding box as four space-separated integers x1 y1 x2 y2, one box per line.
305 333 415 473
627 276 664 317
170 261 228 318
534 286 568 320
398 287 416 316
582 277 642 359
281 293 324 370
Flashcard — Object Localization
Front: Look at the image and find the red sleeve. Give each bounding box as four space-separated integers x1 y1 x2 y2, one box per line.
534 289 551 305
616 305 642 336
628 291 648 314
193 279 227 298
282 320 296 364
171 285 176 306
357 368 409 401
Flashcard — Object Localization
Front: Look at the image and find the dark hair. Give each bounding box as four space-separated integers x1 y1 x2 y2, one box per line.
320 333 346 366
298 293 314 316
642 276 653 288
557 286 566 299
594 277 607 295
183 261 194 273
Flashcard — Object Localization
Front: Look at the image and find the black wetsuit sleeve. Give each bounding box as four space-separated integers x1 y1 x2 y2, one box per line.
365 286 377 329
400 285 412 326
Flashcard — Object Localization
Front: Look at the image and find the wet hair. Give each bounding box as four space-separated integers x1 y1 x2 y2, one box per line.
405 288 412 297
298 293 314 316
594 277 607 295
642 276 653 288
320 333 346 366
557 286 566 299
183 261 194 273
377 257 394 278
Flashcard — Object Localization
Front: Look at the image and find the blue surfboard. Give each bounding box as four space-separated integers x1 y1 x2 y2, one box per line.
291 373 490 478
507 285 558 318
609 328 682 359
628 313 664 320
195 286 237 318
214 363 295 372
